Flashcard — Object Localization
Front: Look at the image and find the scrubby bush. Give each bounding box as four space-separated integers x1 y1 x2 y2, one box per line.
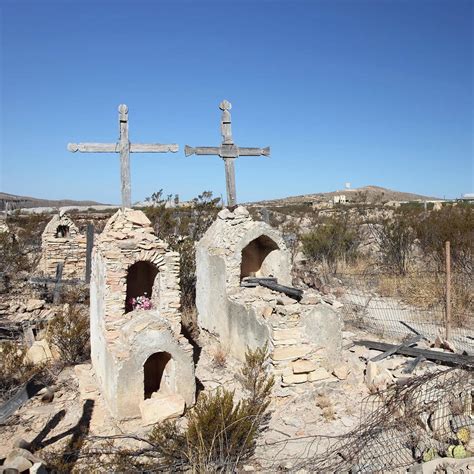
370 217 416 274
301 217 360 273
0 341 36 400
47 302 90 365
148 345 274 471
0 233 30 274
145 190 221 311
2 212 49 274
413 204 473 273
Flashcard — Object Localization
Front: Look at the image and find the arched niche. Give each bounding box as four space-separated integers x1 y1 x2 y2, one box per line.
240 234 280 281
125 261 159 313
55 225 70 238
143 351 175 399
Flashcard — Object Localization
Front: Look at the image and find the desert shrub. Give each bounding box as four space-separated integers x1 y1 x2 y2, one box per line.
212 346 228 369
413 204 473 273
370 217 416 274
3 212 49 273
0 341 36 400
60 284 90 306
47 302 90 364
148 345 274 471
145 190 221 311
0 232 30 274
301 217 360 273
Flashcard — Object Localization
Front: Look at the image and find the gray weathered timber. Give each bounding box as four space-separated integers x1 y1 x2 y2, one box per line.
185 100 270 208
68 104 178 208
370 335 421 362
0 378 43 424
355 339 474 367
53 262 64 304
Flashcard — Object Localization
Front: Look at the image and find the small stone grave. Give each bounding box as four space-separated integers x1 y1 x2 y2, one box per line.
38 212 87 279
196 206 343 388
90 208 195 422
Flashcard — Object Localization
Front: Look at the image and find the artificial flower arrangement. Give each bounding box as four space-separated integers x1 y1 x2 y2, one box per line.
129 293 152 310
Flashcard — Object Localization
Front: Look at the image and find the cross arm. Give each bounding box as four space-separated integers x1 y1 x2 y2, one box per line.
130 143 179 153
238 146 271 157
185 145 221 157
67 143 118 153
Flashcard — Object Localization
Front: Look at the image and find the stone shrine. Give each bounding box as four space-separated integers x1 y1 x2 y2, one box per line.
38 212 87 279
90 208 195 421
196 206 342 387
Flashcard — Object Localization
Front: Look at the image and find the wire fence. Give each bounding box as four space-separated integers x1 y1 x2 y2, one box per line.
320 269 473 354
285 367 474 472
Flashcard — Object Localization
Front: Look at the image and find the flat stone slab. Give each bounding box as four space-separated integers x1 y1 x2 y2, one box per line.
139 393 185 426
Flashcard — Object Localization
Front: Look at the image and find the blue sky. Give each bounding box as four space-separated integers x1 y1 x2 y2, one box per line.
1 0 472 204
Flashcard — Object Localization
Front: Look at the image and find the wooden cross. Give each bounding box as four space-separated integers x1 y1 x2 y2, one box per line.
68 104 178 208
185 100 270 208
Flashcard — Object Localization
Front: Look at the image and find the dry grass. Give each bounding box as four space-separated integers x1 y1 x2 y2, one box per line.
315 393 336 422
211 346 228 369
377 272 472 327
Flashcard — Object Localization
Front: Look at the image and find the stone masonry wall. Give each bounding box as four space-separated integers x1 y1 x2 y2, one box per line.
90 208 195 420
39 213 87 279
228 286 343 387
196 206 343 388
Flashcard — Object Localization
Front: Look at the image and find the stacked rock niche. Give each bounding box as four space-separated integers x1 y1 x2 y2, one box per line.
90 208 195 422
38 212 87 279
196 206 343 388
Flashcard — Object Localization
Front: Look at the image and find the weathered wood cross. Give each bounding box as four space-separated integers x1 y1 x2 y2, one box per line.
185 100 270 208
68 104 178 208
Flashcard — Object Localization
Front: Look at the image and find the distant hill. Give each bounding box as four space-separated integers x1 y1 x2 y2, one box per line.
0 192 105 210
250 185 441 207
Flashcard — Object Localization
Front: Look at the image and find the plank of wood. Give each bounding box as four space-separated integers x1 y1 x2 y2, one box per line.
130 143 179 153
399 321 430 341
370 335 421 362
67 143 118 153
185 146 221 156
241 277 278 287
258 280 304 301
355 339 474 367
0 378 43 424
403 355 426 374
224 158 237 208
239 146 271 156
53 262 64 305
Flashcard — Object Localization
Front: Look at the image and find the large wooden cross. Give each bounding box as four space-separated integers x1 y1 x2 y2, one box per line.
185 100 270 208
68 104 178 208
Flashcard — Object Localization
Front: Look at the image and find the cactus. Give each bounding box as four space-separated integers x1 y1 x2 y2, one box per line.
457 426 471 444
422 447 438 462
452 444 467 459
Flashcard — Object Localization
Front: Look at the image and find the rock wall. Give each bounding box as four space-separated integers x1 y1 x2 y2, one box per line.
196 206 291 336
38 213 87 279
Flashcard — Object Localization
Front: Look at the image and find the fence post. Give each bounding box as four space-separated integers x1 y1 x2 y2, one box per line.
445 241 451 341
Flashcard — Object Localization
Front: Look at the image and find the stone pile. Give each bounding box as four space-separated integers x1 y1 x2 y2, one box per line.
228 286 343 387
1 439 47 473
1 298 55 324
38 213 87 279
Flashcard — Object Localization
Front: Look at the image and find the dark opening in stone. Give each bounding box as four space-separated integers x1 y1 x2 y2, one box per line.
240 235 279 281
125 261 158 313
143 351 172 399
